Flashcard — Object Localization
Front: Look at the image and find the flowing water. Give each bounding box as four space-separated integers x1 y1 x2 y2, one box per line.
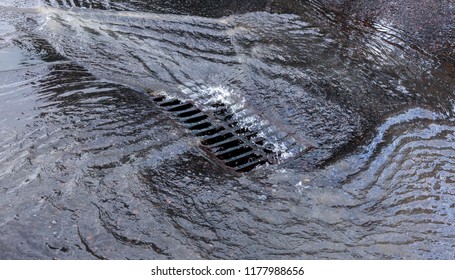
0 0 454 259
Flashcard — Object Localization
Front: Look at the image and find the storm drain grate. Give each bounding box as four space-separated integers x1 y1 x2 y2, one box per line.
152 93 311 172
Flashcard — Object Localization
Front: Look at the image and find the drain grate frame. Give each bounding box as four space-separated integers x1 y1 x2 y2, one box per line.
151 93 308 172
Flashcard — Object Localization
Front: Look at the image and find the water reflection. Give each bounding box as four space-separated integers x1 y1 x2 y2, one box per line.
0 0 454 259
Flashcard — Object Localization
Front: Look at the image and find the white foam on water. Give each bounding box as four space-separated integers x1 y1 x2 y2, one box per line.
197 85 246 109
180 84 301 161
153 90 180 101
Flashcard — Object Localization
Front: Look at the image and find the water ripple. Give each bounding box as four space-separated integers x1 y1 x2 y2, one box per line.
1 0 454 259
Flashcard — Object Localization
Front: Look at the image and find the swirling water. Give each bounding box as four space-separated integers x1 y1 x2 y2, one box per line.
0 0 454 259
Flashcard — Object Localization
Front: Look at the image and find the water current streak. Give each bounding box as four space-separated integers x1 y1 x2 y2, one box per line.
0 0 454 259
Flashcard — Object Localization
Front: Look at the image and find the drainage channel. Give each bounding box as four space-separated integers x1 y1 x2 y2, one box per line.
151 94 307 172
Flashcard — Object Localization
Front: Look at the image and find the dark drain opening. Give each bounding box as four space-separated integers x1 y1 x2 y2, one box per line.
235 158 267 172
253 137 265 146
183 115 208 123
189 122 212 130
167 103 193 112
159 99 181 107
178 109 201 118
214 108 228 116
216 146 253 160
153 96 165 102
235 128 257 140
210 139 244 152
195 127 224 137
224 115 234 122
225 152 261 167
202 132 234 146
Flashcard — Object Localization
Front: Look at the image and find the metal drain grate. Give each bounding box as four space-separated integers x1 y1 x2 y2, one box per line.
152 95 278 172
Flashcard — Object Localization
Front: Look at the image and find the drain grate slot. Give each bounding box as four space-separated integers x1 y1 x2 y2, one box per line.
202 132 234 146
159 99 181 107
180 111 205 119
234 158 267 172
213 108 228 116
210 139 244 151
177 108 201 117
195 127 225 137
188 122 212 130
225 152 261 167
236 129 257 140
151 93 307 172
183 114 208 123
192 126 221 136
153 96 166 102
167 103 193 112
215 146 253 159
